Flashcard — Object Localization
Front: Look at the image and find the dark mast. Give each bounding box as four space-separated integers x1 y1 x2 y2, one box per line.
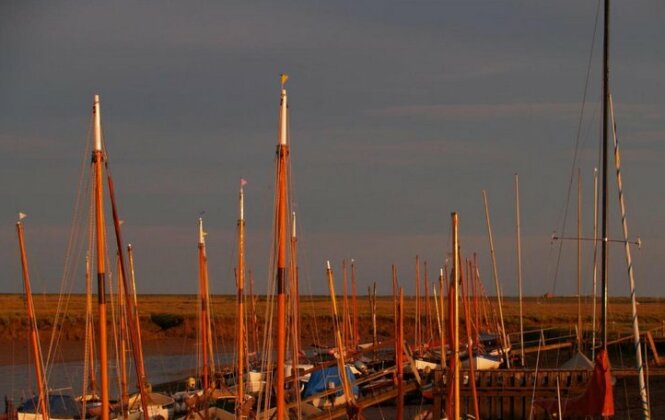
601 0 609 352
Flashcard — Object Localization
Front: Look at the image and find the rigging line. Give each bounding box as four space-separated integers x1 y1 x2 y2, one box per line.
292 203 326 361
551 0 602 294
46 115 93 372
257 161 280 418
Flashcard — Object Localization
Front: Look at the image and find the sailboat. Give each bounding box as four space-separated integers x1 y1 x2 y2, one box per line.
15 216 80 420
87 94 173 420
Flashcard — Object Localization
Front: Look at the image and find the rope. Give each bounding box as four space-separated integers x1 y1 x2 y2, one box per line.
45 115 93 374
551 0 602 294
528 330 544 420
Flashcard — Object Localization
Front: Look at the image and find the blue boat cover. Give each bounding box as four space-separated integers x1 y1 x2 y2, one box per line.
19 393 81 418
302 366 359 398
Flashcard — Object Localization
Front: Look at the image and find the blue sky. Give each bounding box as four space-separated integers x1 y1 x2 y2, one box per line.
1 1 664 297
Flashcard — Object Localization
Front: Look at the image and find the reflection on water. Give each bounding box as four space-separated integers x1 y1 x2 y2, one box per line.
0 352 233 405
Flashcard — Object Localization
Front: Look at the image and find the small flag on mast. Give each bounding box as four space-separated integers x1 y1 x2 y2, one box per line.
240 178 248 187
18 212 27 221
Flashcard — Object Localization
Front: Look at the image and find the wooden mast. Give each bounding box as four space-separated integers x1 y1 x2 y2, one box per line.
92 95 110 420
342 259 349 349
472 255 481 352
397 288 405 420
289 211 302 363
101 96 151 416
481 190 510 368
515 174 525 366
461 257 479 420
392 264 398 367
249 270 259 360
415 255 420 354
274 73 290 419
127 245 148 392
83 253 97 415
198 218 210 391
236 179 246 413
424 261 433 345
16 217 50 420
325 261 356 407
371 282 378 350
438 268 446 369
351 260 359 349
577 169 583 351
592 168 599 358
452 212 460 420
118 258 129 419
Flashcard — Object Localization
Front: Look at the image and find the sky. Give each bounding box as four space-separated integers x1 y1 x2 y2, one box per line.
1 1 664 297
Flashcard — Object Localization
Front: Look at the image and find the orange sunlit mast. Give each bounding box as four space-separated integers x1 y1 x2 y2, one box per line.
236 179 246 415
198 218 211 390
92 95 111 420
16 216 49 420
274 73 290 419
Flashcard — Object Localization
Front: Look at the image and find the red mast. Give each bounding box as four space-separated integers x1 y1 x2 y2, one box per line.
274 73 290 419
16 217 49 420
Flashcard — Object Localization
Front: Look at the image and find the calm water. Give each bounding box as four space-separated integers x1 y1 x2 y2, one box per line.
0 351 234 406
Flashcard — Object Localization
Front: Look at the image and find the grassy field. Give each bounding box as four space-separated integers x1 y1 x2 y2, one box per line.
1 293 663 344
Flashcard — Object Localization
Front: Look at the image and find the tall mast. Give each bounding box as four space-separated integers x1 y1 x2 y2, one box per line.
451 212 460 420
127 245 147 391
84 254 97 401
342 259 349 348
249 270 259 360
16 217 49 420
392 264 398 368
601 0 610 355
97 96 151 418
290 211 302 362
610 96 649 418
424 261 433 344
325 261 356 406
372 282 378 350
397 288 405 420
439 268 446 369
415 255 420 354
274 73 290 419
461 258 479 420
92 95 110 420
592 168 599 358
515 175 525 366
351 259 359 349
577 169 583 351
482 190 510 368
107 164 151 418
236 180 246 414
198 218 210 390
118 258 129 420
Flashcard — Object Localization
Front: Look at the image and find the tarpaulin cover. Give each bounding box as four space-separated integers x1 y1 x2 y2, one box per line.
19 393 81 418
303 366 359 398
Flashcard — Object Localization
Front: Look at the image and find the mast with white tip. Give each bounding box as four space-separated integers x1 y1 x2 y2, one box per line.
92 95 110 420
274 73 289 419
